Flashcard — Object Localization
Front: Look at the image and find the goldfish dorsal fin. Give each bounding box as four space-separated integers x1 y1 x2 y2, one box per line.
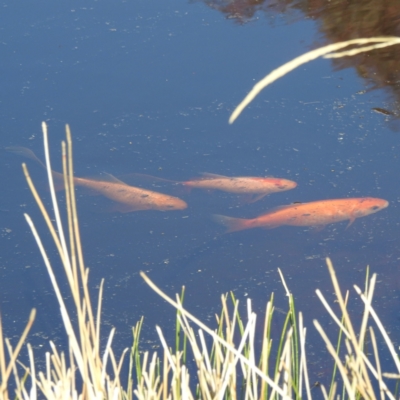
101 173 129 185
118 173 177 184
200 172 229 179
259 203 299 216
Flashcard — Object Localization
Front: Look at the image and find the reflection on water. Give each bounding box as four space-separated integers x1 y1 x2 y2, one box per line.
202 0 400 118
0 0 400 391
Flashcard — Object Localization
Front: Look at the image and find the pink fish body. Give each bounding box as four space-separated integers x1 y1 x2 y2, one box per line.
7 146 187 213
214 197 389 232
72 175 187 212
183 173 297 202
121 172 297 203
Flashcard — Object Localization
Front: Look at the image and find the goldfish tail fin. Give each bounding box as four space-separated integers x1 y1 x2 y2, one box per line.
176 183 193 195
51 172 66 191
7 146 67 191
212 214 249 233
6 146 47 169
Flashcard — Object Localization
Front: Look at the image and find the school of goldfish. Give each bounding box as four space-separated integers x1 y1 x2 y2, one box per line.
7 146 389 232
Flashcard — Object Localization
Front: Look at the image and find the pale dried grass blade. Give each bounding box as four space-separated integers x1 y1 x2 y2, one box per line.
95 279 105 360
299 312 312 400
229 37 400 123
61 140 78 292
0 309 36 396
268 328 292 400
180 365 192 400
141 271 291 400
325 39 400 58
323 259 377 398
315 289 350 338
278 268 290 297
198 330 213 378
42 122 72 278
329 382 337 400
369 328 389 400
23 212 95 399
260 299 273 400
27 344 37 400
0 316 5 399
66 126 97 350
325 259 366 363
382 373 400 379
352 275 377 397
5 339 22 399
21 163 68 273
320 384 329 400
245 299 258 400
313 320 354 400
101 328 116 385
220 312 257 397
354 285 400 373
156 326 176 374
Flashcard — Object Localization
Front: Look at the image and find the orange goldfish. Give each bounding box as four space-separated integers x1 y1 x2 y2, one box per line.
131 172 297 203
214 197 388 232
7 147 187 212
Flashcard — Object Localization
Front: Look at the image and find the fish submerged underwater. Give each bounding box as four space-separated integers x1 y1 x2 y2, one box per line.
132 172 297 203
181 173 297 202
7 146 188 212
213 197 389 232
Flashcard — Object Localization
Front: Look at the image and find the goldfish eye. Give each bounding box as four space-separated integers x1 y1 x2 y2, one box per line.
370 206 380 210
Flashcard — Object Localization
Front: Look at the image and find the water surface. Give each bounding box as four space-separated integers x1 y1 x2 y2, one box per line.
1 0 399 389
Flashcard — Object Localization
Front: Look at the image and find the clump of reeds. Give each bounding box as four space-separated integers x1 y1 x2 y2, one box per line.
1 122 400 400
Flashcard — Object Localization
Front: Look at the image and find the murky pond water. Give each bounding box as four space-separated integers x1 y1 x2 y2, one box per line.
1 0 400 390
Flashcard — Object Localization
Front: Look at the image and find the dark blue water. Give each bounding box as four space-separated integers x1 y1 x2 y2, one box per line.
1 0 400 390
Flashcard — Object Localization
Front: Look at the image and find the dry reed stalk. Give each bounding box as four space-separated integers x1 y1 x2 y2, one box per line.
259 299 273 400
141 271 298 400
315 257 400 400
229 37 400 123
299 312 312 400
17 122 129 400
0 309 36 400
